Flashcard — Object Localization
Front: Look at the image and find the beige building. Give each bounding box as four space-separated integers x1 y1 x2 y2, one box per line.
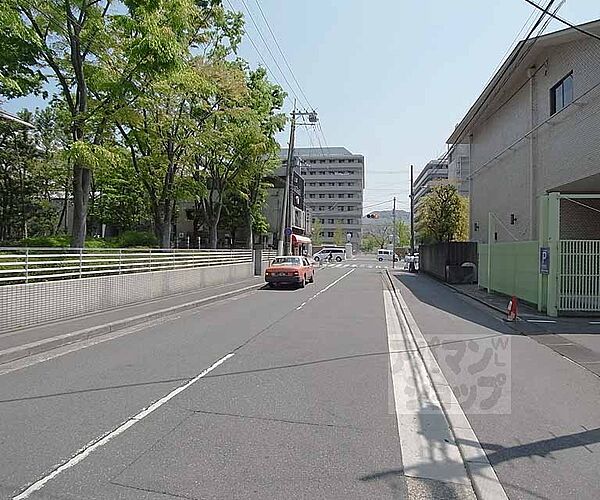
448 20 600 244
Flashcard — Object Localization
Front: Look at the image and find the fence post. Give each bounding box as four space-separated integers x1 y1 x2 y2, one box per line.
25 248 29 284
149 248 152 271
547 193 560 317
79 248 83 278
119 249 122 274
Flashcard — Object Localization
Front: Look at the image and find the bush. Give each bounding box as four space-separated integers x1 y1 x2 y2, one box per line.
19 235 72 247
116 231 158 248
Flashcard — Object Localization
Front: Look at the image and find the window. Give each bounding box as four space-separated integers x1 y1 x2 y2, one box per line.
318 206 325 211
320 218 325 224
320 171 326 175
338 182 345 186
550 73 573 115
348 182 355 186
319 182 325 186
309 194 315 198
348 206 354 211
347 219 353 224
327 231 334 237
339 206 345 212
338 194 345 198
328 193 335 198
347 193 354 198
319 194 325 198
328 218 335 224
319 232 325 237
328 182 335 186
309 171 316 175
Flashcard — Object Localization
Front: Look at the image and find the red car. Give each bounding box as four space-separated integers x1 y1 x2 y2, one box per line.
265 256 315 288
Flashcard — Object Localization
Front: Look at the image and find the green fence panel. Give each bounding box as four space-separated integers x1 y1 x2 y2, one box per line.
478 241 539 305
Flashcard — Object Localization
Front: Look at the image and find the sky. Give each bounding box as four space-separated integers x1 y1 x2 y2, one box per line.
6 0 600 212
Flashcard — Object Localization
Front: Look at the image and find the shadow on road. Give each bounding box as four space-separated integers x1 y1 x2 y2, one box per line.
392 272 519 336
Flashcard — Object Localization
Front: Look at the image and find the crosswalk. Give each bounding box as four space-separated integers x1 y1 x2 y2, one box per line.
318 262 386 269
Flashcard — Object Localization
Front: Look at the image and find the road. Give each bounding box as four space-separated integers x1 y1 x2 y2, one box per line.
1 256 599 499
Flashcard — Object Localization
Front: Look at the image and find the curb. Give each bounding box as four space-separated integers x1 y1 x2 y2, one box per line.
385 270 509 500
0 282 264 366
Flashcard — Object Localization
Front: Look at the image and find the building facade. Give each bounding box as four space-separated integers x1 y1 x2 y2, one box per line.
447 143 470 198
281 147 365 249
448 20 600 244
412 158 449 210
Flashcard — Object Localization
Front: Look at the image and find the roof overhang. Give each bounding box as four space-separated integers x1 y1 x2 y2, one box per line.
447 19 600 145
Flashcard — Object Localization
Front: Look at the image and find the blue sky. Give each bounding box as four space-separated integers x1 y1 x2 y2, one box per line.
6 0 600 211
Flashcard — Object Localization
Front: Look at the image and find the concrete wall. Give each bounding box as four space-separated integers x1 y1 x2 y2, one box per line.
470 37 600 243
0 262 254 332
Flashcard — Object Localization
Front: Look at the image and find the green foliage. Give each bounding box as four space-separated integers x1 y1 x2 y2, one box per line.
416 185 469 243
310 219 323 246
18 235 71 247
116 231 157 248
333 226 345 247
360 234 378 253
396 220 410 247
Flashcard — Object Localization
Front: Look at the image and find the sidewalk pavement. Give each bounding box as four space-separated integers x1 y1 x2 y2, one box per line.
0 276 265 365
391 270 600 377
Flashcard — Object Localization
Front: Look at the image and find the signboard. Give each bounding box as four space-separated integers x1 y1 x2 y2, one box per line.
540 247 550 274
284 227 292 237
292 171 304 209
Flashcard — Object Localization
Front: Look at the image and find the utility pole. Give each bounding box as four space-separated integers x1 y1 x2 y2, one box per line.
278 107 296 256
277 105 319 255
392 196 397 269
410 164 415 255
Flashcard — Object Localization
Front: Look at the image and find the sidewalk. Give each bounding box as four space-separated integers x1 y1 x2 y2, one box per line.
0 276 264 364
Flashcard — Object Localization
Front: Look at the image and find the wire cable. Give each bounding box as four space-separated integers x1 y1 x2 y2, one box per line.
252 0 312 109
522 0 600 42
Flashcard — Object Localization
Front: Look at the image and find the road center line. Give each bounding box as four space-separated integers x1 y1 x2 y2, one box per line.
296 269 355 310
12 352 235 500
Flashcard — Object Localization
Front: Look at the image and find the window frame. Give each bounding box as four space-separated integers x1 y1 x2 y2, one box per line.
550 72 573 115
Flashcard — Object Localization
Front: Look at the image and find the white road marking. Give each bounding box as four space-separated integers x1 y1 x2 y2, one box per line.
368 265 374 269
589 321 600 325
387 281 509 499
527 319 556 323
351 264 357 268
343 264 349 268
334 263 342 268
295 269 355 310
546 343 574 346
12 352 234 499
384 290 471 486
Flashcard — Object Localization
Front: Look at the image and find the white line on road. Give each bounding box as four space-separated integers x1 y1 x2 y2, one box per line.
295 269 355 310
12 352 235 499
387 278 509 499
527 319 557 323
589 321 600 325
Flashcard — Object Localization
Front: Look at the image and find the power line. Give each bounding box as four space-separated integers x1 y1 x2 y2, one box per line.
236 0 304 106
252 0 312 109
521 0 600 42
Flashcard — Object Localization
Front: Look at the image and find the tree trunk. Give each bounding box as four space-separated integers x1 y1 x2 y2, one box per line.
71 165 90 247
209 220 218 249
245 209 253 249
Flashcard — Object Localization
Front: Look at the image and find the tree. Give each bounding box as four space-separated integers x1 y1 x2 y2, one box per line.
360 233 378 252
364 222 391 249
395 220 410 247
333 225 345 246
310 219 323 246
416 184 469 243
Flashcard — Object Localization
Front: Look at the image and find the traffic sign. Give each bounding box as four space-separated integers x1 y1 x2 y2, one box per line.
284 227 292 237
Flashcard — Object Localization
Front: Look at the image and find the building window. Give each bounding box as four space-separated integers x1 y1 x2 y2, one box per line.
348 182 355 186
328 218 335 224
347 219 353 224
339 206 345 212
319 194 325 198
347 193 354 198
327 231 334 237
328 193 335 198
338 182 344 186
318 206 324 211
550 73 573 115
338 194 345 198
328 182 335 186
309 194 315 198
309 171 316 175
320 218 325 224
319 182 325 186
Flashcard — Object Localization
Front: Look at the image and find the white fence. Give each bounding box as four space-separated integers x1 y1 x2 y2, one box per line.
0 248 253 285
559 240 600 313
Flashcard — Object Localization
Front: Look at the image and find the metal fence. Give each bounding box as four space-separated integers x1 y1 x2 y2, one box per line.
0 247 253 286
559 240 600 313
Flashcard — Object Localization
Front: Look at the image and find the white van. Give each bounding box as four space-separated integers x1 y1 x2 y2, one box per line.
313 247 346 262
377 249 398 262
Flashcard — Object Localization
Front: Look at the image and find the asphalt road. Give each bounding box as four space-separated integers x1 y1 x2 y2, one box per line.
1 257 599 500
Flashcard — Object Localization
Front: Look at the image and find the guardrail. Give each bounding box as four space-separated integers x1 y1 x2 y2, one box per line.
0 247 253 285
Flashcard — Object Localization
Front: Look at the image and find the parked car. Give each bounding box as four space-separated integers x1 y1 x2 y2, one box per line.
265 256 315 288
313 247 346 262
377 249 398 262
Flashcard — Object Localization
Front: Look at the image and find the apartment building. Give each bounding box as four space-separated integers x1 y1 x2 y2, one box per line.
281 147 364 249
412 158 449 210
447 143 470 197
